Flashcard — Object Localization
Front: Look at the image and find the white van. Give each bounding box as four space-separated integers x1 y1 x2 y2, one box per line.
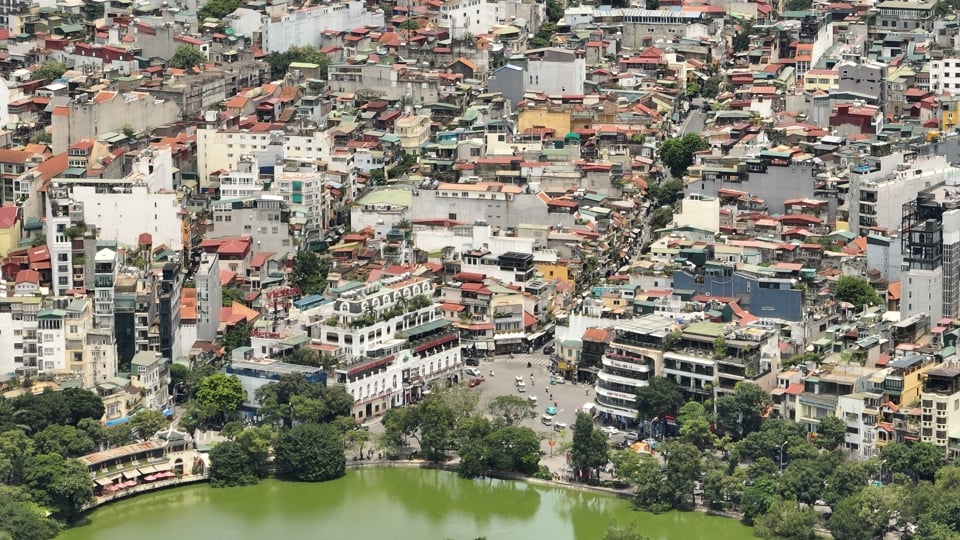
541 414 553 426
517 381 526 392
515 375 524 384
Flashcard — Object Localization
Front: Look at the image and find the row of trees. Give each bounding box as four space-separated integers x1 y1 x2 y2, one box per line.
207 373 355 487
627 377 960 540
0 388 113 539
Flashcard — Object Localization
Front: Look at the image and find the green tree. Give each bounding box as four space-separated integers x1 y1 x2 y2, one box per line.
658 133 709 178
701 74 723 99
824 462 869 506
208 440 258 487
223 320 251 355
398 18 420 30
291 250 330 295
678 402 715 450
663 441 702 505
634 377 684 421
0 485 61 540
908 442 946 481
0 429 34 484
686 82 701 96
31 61 68 82
170 363 190 387
828 486 894 540
101 424 134 448
754 498 819 540
814 415 846 450
630 453 673 513
714 382 770 440
834 276 882 309
545 0 564 22
780 459 826 506
22 454 93 521
741 475 779 524
194 373 245 424
648 207 674 231
483 426 541 474
130 410 170 440
197 0 241 20
265 46 331 80
418 395 457 462
571 412 609 479
32 425 94 458
275 423 346 482
168 46 206 69
487 395 536 429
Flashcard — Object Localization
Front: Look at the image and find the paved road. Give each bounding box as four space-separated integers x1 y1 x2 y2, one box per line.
680 107 705 137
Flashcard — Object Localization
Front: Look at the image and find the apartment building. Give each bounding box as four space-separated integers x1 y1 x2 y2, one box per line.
195 253 222 343
920 365 960 458
210 195 296 254
261 2 384 53
900 187 960 323
130 351 171 411
50 91 180 154
849 151 957 235
594 315 673 426
305 274 462 419
875 0 935 32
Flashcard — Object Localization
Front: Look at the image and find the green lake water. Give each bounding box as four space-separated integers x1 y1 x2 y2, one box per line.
59 468 754 540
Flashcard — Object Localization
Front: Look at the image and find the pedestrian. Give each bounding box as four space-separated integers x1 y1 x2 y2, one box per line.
554 400 558 407
585 388 589 395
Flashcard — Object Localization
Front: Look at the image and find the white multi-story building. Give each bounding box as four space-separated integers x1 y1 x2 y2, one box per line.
195 252 222 343
48 147 183 252
521 48 586 96
304 274 462 419
0 296 41 376
219 157 263 199
849 152 959 235
83 329 118 389
928 58 960 94
196 127 284 186
94 248 119 332
837 393 879 458
272 167 327 242
131 351 171 411
261 1 385 53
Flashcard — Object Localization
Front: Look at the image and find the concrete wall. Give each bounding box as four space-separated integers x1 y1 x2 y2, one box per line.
409 190 578 230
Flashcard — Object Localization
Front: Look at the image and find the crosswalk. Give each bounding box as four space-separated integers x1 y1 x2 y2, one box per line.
494 353 554 367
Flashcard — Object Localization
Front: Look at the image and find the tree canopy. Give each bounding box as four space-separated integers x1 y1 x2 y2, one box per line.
634 377 684 421
265 46 331 81
834 276 883 309
168 46 207 70
274 423 346 482
31 61 68 82
658 134 709 178
197 0 241 20
291 250 331 295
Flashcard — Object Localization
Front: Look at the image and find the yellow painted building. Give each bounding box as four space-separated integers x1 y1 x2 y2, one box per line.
534 259 573 286
803 69 838 93
941 96 960 132
518 107 571 137
0 205 20 258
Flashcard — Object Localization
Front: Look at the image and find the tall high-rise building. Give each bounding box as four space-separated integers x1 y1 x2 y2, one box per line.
901 189 960 323
94 248 119 331
195 253 221 343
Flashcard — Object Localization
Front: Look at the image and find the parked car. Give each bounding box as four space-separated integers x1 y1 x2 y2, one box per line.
600 426 620 437
464 368 481 377
545 406 558 416
528 395 538 404
515 375 524 384
541 414 553 426
543 345 555 355
624 431 640 443
553 422 568 432
468 377 483 388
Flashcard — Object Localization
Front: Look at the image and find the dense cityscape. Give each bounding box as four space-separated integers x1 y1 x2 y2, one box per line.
3 0 960 538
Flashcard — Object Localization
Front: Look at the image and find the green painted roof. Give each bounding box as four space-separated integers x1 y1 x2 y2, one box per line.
356 188 413 208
